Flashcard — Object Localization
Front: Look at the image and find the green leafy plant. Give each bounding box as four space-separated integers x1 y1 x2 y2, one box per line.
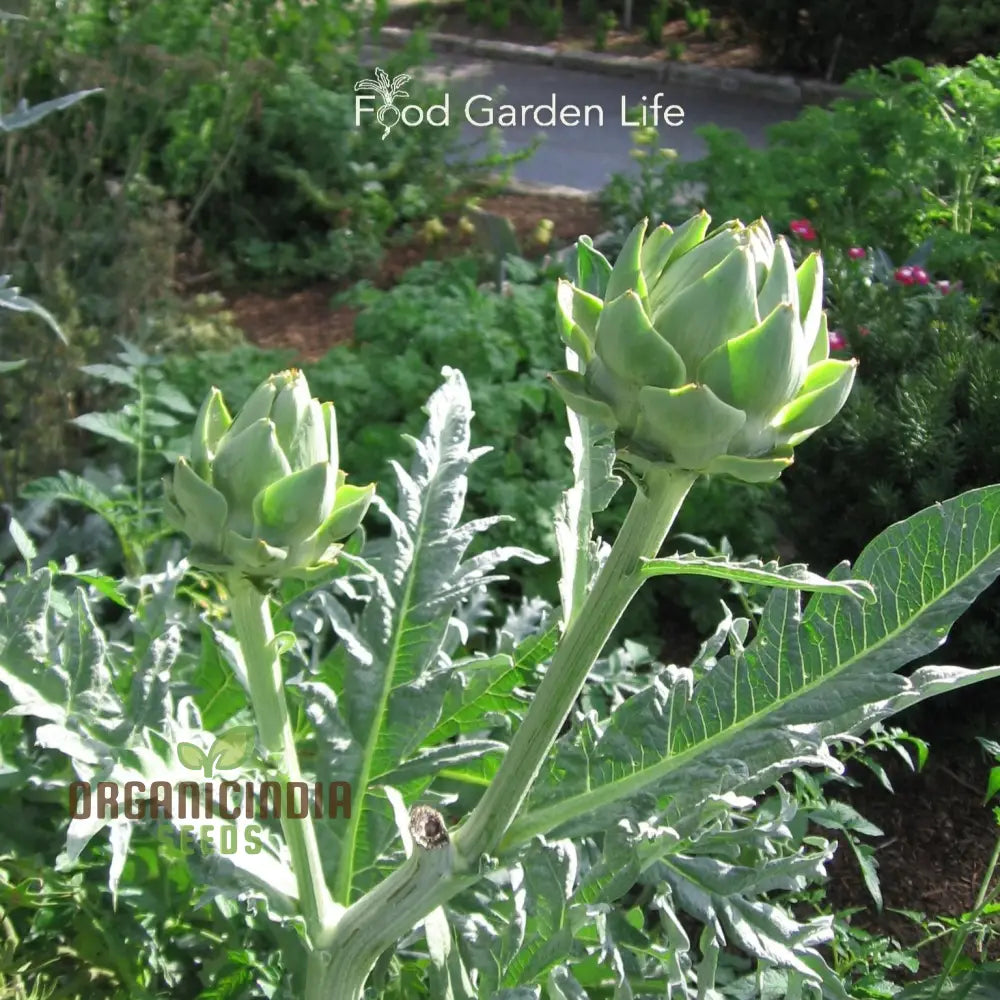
6 214 1000 998
910 738 1000 996
487 0 513 31
0 79 98 497
525 0 564 40
683 3 712 34
21 341 196 576
646 0 668 46
594 10 616 50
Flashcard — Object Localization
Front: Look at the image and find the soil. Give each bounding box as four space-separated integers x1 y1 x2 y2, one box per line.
824 736 1000 979
224 191 606 360
218 188 1000 983
386 0 766 71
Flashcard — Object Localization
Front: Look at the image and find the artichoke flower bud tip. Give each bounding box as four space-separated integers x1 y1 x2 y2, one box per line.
555 213 855 484
167 371 371 582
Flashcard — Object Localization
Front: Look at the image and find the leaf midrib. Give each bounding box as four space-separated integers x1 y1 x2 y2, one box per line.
333 476 432 904
503 535 997 850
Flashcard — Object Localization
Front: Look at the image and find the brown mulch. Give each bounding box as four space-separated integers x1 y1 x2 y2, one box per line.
224 191 606 360
823 736 1000 978
387 0 764 69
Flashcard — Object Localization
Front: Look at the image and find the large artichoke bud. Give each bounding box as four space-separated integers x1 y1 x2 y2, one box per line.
165 369 375 580
550 212 857 482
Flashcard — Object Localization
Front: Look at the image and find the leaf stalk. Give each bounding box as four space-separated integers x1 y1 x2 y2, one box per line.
227 574 339 957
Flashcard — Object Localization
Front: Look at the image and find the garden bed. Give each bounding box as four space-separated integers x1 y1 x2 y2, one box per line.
224 190 606 359
826 735 1000 978
386 0 765 69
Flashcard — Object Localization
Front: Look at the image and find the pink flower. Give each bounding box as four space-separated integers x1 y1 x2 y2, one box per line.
895 266 915 285
912 266 930 285
828 329 847 351
858 325 871 337
848 246 867 260
936 280 951 294
790 219 817 241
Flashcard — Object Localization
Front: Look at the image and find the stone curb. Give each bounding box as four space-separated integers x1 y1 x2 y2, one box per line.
377 25 850 106
499 177 599 201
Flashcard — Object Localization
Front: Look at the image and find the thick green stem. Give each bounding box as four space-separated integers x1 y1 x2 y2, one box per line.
456 465 697 861
227 574 338 953
312 465 696 998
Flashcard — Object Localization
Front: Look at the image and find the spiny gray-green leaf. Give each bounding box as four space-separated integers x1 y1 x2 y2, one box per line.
547 966 590 1000
379 739 506 786
500 840 577 988
426 906 478 1000
6 516 35 565
0 89 100 131
0 276 66 341
426 626 559 745
641 552 876 603
332 368 543 902
0 576 120 733
508 485 1000 845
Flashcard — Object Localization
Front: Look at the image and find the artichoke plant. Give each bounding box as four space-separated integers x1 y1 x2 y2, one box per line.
551 212 857 482
165 369 374 580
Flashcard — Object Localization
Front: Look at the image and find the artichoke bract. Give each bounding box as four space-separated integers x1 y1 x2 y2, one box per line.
165 369 375 580
551 213 857 483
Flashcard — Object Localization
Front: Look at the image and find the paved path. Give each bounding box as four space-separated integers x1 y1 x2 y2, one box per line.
397 51 798 192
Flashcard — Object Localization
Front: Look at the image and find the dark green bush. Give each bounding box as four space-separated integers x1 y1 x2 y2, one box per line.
6 1 466 286
604 57 1000 313
728 0 997 78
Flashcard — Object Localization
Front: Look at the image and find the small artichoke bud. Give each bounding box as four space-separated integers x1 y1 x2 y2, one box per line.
551 213 857 483
165 369 375 581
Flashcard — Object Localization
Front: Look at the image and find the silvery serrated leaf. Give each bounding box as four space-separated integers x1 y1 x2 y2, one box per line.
509 485 1000 848
547 966 589 1000
331 369 549 902
108 819 133 904
0 279 66 341
0 89 100 132
555 350 621 629
380 739 506 786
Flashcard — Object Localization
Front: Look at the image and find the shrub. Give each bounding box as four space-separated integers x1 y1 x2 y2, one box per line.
727 0 983 78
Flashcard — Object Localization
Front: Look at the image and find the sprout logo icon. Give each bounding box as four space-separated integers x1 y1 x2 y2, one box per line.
354 67 412 139
176 726 255 778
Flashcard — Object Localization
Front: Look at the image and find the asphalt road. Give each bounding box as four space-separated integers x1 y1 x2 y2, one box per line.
365 50 799 192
